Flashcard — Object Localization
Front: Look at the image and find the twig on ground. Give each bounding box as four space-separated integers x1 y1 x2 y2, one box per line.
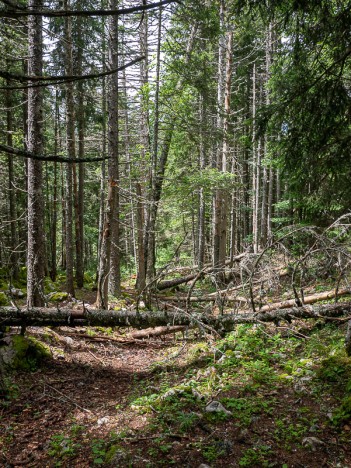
43 383 92 413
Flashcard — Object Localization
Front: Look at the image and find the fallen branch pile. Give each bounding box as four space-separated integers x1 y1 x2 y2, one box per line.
1 302 350 332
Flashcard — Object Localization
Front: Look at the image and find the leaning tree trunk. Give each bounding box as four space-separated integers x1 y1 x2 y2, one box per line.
145 6 162 286
27 0 45 308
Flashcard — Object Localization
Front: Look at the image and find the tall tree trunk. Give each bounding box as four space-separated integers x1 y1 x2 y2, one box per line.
6 73 19 280
96 0 120 307
252 62 260 253
27 0 45 308
64 0 75 297
218 29 233 269
97 18 107 280
146 6 162 286
75 15 85 288
135 4 149 292
50 90 59 281
198 93 206 269
107 0 120 297
213 0 225 270
266 24 273 242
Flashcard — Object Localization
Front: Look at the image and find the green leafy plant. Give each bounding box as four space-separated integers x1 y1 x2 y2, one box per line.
91 439 107 465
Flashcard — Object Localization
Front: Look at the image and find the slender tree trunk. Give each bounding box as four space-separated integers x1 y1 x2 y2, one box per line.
213 0 225 270
135 4 149 292
64 0 75 297
97 21 107 280
252 63 260 253
107 0 120 297
6 74 19 280
218 29 233 270
75 17 85 288
27 0 45 308
50 91 59 281
198 94 206 269
146 7 162 285
121 41 137 270
266 24 273 242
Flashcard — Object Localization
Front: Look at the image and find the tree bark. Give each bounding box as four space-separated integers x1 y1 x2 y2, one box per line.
75 11 85 288
1 302 350 331
135 1 149 293
6 72 19 280
64 0 76 297
257 288 350 313
27 0 45 308
96 0 120 307
107 0 120 297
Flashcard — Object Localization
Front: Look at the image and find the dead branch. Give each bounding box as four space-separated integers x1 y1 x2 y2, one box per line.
130 325 188 339
157 254 246 291
257 287 351 313
0 0 178 17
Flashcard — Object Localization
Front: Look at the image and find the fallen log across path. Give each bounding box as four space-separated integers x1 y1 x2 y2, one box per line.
0 302 350 332
257 287 351 313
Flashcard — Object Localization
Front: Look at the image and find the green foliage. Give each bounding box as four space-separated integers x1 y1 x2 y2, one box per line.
239 445 273 467
333 396 351 425
0 292 9 306
91 439 107 465
316 355 351 384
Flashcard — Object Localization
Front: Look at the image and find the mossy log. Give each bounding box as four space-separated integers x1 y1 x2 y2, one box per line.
0 302 350 332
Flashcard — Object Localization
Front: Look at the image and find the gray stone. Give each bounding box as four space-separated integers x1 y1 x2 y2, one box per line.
302 437 325 451
205 400 232 416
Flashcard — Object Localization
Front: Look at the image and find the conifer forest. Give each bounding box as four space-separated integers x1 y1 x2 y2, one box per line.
1 1 351 466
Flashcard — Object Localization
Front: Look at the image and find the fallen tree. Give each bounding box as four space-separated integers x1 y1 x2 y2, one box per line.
256 287 351 313
157 267 289 299
156 254 246 291
0 302 350 332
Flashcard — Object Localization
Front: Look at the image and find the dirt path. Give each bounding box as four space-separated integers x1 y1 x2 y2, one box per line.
1 324 351 467
0 328 172 467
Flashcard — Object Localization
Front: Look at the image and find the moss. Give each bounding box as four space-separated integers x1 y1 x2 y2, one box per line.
0 292 9 306
48 291 69 302
5 335 50 371
316 355 351 383
104 445 128 464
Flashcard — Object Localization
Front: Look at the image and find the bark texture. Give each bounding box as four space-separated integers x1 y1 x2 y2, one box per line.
1 302 350 331
27 0 45 308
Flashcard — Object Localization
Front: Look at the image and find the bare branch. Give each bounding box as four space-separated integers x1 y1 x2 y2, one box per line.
0 56 145 90
0 0 180 18
0 143 109 164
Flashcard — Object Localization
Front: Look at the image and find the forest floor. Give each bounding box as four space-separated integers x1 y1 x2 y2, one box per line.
1 294 351 467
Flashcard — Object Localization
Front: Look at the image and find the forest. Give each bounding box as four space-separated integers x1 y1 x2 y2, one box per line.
1 0 351 466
